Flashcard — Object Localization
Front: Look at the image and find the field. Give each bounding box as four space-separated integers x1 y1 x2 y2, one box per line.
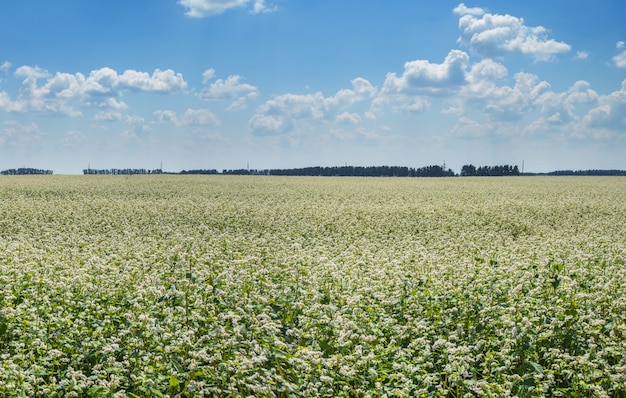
0 175 624 397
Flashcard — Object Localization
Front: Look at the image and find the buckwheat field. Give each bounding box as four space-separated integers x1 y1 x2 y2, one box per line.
0 175 624 397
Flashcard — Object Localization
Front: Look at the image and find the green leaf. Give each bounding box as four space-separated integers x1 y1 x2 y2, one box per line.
551 275 560 289
529 361 543 374
171 359 184 373
0 318 7 338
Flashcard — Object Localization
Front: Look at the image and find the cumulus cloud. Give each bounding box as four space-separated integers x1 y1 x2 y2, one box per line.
1 66 186 115
249 114 293 136
447 64 551 123
483 72 550 121
451 72 605 139
250 77 376 135
613 48 626 69
15 65 51 79
125 115 145 125
452 3 485 16
455 5 571 61
181 109 220 125
583 79 626 131
575 51 589 60
154 110 178 123
612 41 626 68
371 50 469 115
382 50 470 96
335 112 361 124
535 80 598 125
116 69 187 93
94 111 122 122
178 0 276 17
200 74 258 110
202 68 216 83
251 0 277 14
1 61 11 73
154 108 219 126
0 91 17 112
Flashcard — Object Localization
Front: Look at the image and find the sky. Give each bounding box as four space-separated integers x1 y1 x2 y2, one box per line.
1 1 625 174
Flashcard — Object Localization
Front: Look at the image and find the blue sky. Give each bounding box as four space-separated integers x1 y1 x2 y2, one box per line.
1 1 625 174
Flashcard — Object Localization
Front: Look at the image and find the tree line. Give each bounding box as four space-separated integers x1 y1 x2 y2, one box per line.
83 168 163 175
543 169 626 176
460 164 520 176
263 165 456 177
1 168 53 175
68 165 625 177
2 165 623 177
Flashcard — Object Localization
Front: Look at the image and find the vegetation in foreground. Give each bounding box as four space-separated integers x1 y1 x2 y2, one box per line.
0 176 624 397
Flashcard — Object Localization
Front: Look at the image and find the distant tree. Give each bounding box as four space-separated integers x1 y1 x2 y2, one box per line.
461 164 477 176
2 168 53 175
180 169 219 175
464 164 520 176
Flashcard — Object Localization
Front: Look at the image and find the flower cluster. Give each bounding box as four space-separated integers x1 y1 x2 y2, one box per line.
0 175 624 396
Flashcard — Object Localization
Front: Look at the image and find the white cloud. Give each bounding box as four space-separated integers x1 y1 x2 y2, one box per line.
125 115 145 125
613 51 626 68
617 41 625 49
583 79 626 131
450 74 605 139
260 92 325 119
154 110 178 123
450 66 551 123
15 65 51 79
200 74 258 109
117 69 187 93
251 0 277 14
484 73 550 121
0 91 19 112
456 7 571 61
536 80 598 125
181 108 219 125
399 98 430 114
249 78 375 135
382 50 470 96
335 112 361 124
469 58 508 82
95 111 122 122
178 0 275 17
371 50 469 115
202 68 216 83
1 61 11 73
154 108 219 126
249 114 293 135
1 66 186 115
575 51 589 60
179 0 247 17
453 3 485 16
